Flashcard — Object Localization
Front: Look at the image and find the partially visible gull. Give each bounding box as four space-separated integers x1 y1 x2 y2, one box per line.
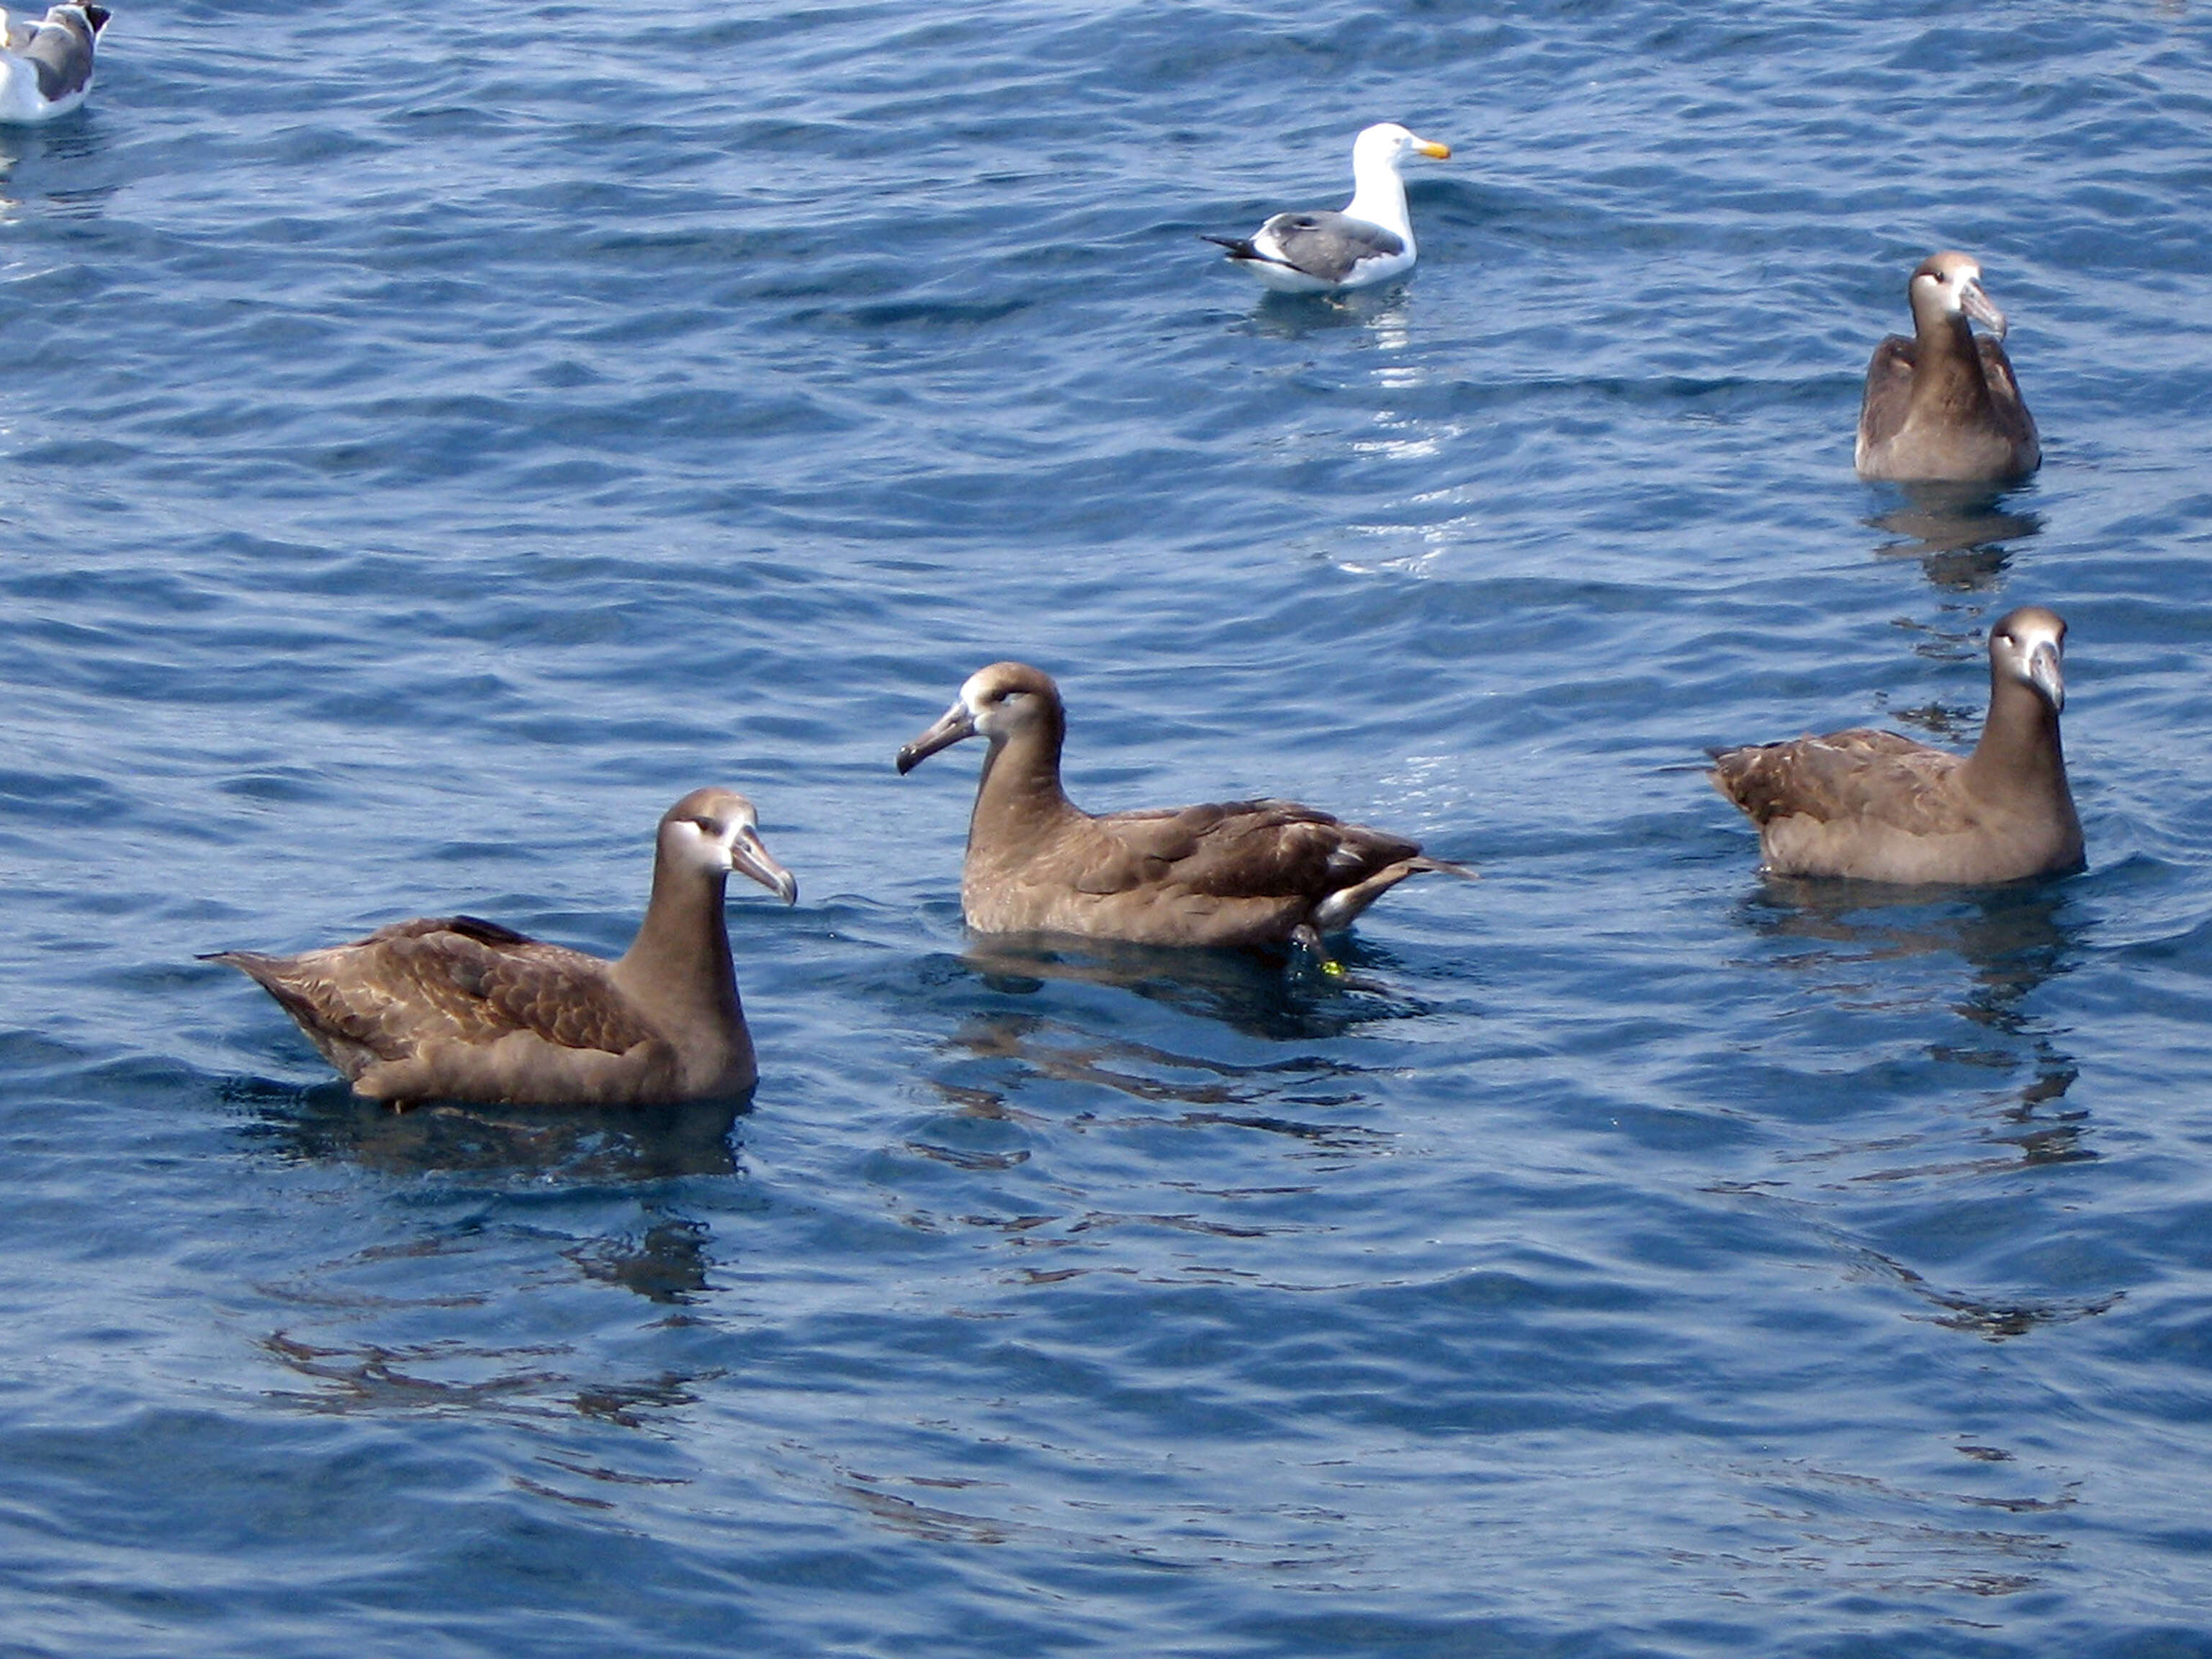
0 2 108 124
1203 121 1450 295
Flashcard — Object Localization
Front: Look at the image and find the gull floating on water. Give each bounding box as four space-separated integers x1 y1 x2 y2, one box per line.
1203 121 1450 295
0 2 107 123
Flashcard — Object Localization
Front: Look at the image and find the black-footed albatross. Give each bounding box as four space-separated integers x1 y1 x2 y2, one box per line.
207 788 798 1107
895 661 1473 951
1202 121 1451 295
1708 606 2082 885
1856 251 2041 483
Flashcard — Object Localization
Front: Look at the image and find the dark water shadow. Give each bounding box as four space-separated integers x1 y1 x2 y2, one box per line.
1241 283 1413 341
229 1077 747 1182
0 113 118 217
960 932 1430 1044
1736 877 2090 1164
1865 480 2043 592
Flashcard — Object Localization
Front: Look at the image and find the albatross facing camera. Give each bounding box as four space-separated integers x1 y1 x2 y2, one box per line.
1856 251 2041 484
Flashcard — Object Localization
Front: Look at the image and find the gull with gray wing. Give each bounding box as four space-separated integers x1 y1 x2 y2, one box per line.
0 3 109 123
1203 121 1450 294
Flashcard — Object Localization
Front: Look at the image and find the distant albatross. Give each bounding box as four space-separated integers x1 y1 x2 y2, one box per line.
0 3 109 124
207 789 798 1107
1856 251 2041 483
896 660 1473 953
1203 121 1451 294
1708 607 2082 885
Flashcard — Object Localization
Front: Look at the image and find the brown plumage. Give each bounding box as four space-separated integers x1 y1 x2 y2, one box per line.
207 788 797 1107
1709 607 2083 885
1856 251 2041 483
895 661 1473 950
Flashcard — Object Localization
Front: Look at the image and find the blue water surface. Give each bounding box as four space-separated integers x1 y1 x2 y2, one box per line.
4 1 2211 1655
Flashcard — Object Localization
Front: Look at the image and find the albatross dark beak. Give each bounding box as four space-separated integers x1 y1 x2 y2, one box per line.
896 701 977 774
2026 640 2064 714
731 827 799 905
1961 280 2009 339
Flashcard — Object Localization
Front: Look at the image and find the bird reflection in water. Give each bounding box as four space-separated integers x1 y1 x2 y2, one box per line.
1736 876 2090 1169
961 933 1431 1044
1866 480 2043 592
237 1080 747 1182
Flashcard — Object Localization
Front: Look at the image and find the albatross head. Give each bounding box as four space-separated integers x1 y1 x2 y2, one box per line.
1353 122 1452 171
1911 251 2010 338
660 787 799 903
896 661 1064 773
1989 606 2067 714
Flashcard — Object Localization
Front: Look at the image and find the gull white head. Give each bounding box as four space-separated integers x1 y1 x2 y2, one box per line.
1343 122 1449 236
1910 250 2010 338
1353 122 1452 170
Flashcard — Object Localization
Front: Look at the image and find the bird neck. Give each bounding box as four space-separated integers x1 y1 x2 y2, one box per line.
969 719 1079 850
616 862 741 1025
1344 163 1412 240
1910 312 1995 419
1961 675 2068 806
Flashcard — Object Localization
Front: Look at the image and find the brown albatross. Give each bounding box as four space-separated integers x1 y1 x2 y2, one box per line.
1708 607 2082 884
895 661 1472 952
1856 251 2041 483
207 788 797 1107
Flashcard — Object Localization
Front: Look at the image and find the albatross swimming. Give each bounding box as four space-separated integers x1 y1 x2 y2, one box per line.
1708 607 2082 885
207 788 798 1107
1203 121 1451 294
0 3 108 124
896 661 1473 952
1856 251 2041 484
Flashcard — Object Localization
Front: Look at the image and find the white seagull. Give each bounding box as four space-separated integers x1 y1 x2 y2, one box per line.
0 3 109 125
1204 122 1451 295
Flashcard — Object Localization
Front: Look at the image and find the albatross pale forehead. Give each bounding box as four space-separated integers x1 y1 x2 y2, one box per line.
960 660 1061 709
663 786 759 830
1991 606 2067 647
1915 251 1984 287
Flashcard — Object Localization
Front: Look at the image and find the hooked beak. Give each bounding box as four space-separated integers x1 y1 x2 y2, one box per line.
2026 640 2064 713
730 827 799 905
1961 279 2009 339
895 700 977 774
1415 138 1451 160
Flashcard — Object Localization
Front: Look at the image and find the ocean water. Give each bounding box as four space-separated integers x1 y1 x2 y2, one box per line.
4 1 2211 1654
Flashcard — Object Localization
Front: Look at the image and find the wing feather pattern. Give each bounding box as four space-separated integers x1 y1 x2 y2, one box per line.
1710 730 1978 837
